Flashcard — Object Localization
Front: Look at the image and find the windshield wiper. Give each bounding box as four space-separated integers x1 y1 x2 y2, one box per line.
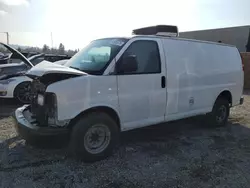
69 66 81 70
69 66 101 75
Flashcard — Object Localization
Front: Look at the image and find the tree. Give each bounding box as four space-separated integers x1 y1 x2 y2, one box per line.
42 44 49 53
58 43 65 54
50 48 57 54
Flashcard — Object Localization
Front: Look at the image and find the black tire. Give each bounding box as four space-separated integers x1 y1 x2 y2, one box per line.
206 98 230 127
14 81 32 104
69 112 119 162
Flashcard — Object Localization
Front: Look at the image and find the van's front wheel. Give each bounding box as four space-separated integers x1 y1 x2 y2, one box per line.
69 112 119 162
207 98 230 127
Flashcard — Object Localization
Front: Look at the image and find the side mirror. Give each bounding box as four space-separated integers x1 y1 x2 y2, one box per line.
116 55 138 74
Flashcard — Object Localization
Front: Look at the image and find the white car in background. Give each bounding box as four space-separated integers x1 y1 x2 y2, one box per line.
0 43 69 103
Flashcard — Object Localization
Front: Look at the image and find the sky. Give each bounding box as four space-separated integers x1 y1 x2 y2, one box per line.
0 0 250 50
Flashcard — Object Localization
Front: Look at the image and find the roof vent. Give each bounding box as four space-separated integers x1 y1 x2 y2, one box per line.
132 25 179 37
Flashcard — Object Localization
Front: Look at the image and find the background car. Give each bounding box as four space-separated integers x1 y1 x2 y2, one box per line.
0 43 71 103
0 53 71 80
0 52 11 64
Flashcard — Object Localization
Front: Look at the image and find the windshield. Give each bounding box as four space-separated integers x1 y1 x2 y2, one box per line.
65 38 128 74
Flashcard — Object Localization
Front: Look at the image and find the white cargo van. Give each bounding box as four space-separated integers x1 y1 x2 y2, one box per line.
12 25 244 162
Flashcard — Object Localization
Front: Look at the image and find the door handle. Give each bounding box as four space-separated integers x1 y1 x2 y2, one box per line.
161 76 166 88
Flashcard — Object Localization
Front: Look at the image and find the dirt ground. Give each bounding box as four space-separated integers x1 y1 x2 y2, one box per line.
1 93 250 188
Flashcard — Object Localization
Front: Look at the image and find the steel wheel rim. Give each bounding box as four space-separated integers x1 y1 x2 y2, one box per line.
17 83 31 103
84 124 111 154
216 105 227 123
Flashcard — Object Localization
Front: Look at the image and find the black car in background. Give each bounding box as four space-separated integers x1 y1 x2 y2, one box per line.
32 54 71 64
1 51 40 64
6 52 71 64
0 43 71 103
0 50 71 80
0 52 12 64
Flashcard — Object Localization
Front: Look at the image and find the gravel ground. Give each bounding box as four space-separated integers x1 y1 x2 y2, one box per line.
1 93 250 188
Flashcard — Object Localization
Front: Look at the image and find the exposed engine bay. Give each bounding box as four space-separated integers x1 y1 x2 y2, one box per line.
27 73 81 127
1 42 86 127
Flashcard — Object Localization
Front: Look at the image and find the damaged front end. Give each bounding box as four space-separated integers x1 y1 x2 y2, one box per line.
13 104 69 142
28 72 81 127
13 68 85 141
0 42 85 140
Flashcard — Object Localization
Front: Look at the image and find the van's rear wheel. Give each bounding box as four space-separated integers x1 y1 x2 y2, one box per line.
207 98 230 127
69 112 119 162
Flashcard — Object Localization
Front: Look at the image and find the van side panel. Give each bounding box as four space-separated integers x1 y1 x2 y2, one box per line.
162 38 243 118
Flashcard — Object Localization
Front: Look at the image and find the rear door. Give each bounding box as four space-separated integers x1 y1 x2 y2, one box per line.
115 38 167 130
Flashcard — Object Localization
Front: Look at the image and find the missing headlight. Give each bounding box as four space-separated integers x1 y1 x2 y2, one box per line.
45 93 57 117
46 93 58 125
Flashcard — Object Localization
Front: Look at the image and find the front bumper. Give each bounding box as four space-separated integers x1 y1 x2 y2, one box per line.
12 105 69 142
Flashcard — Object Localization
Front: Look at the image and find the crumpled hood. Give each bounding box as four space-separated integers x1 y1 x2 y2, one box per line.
26 60 87 77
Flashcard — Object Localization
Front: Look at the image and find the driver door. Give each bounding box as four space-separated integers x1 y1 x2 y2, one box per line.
115 38 167 131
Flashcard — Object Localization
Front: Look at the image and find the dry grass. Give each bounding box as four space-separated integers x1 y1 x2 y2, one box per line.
1 94 250 188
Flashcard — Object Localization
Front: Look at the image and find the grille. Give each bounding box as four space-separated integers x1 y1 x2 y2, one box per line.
30 79 46 97
30 79 48 126
30 79 46 113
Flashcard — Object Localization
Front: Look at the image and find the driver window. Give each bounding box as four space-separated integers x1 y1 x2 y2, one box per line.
122 40 161 74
